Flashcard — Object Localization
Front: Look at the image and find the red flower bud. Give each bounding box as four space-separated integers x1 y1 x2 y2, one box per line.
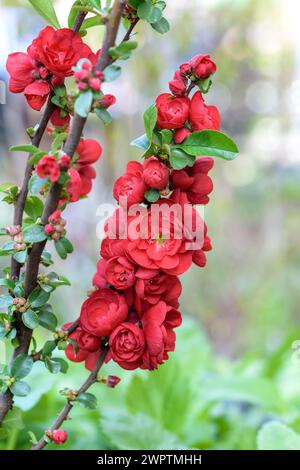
98 94 116 109
51 429 68 445
78 82 89 91
59 154 72 169
174 128 191 144
106 376 121 388
89 78 101 91
45 224 55 235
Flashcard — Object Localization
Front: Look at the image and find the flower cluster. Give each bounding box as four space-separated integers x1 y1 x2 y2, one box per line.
65 54 219 372
6 26 96 111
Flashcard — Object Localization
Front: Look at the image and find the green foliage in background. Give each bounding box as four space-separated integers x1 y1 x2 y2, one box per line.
1 320 300 450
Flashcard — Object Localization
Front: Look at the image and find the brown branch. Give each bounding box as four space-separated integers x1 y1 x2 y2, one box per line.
31 347 108 450
0 10 88 426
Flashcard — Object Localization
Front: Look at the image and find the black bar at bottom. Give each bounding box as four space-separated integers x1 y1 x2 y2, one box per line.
0 450 300 466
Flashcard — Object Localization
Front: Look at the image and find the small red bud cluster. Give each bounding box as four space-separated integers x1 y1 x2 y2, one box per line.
74 61 104 92
6 225 26 251
45 210 66 240
106 375 121 388
13 297 29 313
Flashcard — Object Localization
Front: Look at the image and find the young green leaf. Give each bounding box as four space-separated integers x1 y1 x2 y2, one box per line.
151 17 170 34
29 288 50 309
76 392 98 409
13 250 27 265
51 133 68 151
95 108 113 126
179 130 239 160
23 224 47 244
39 310 57 332
144 189 160 203
22 310 40 330
9 144 40 154
10 380 31 397
109 40 138 60
28 0 61 29
137 2 163 23
144 104 158 141
29 174 47 195
130 134 150 150
11 354 34 380
75 90 93 118
24 196 44 221
104 64 122 82
42 340 57 357
169 148 195 170
0 294 14 308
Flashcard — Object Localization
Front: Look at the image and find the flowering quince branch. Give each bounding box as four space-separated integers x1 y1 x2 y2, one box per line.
0 0 145 426
0 0 239 451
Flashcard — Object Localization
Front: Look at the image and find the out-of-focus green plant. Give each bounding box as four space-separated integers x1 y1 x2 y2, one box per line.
1 320 300 450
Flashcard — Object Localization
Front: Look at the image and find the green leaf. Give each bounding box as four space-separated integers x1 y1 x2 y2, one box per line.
23 224 47 244
159 129 173 145
95 108 113 126
11 354 33 380
29 174 47 195
10 380 30 397
104 64 122 82
180 130 239 160
130 133 150 150
60 238 74 254
47 273 71 287
13 250 27 264
51 357 68 374
109 40 138 60
0 183 18 194
28 150 47 166
44 357 62 374
22 309 40 330
9 144 40 154
51 133 68 152
137 2 163 23
68 0 81 28
169 148 195 170
257 422 300 450
0 294 13 308
24 196 44 221
54 239 67 259
29 288 50 309
43 340 57 357
77 392 98 409
75 90 93 118
144 104 157 141
144 189 160 203
39 310 57 332
0 278 15 290
28 0 61 29
151 17 170 34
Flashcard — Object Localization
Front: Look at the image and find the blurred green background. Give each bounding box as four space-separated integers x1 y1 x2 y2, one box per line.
1 0 300 450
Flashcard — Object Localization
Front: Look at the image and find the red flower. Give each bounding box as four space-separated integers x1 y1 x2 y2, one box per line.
24 81 51 111
156 93 190 130
75 138 103 167
173 128 191 144
189 91 221 132
142 157 169 190
171 157 214 205
113 161 148 207
105 256 136 290
51 430 68 445
6 52 37 93
51 108 71 128
169 70 187 97
189 54 216 79
80 288 128 337
192 235 212 267
142 301 182 370
126 201 193 276
28 26 94 78
78 165 97 197
36 155 60 182
67 168 82 202
109 323 145 370
135 268 181 306
101 237 126 259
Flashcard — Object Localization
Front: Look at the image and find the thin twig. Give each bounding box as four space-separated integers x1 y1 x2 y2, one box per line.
31 348 108 450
